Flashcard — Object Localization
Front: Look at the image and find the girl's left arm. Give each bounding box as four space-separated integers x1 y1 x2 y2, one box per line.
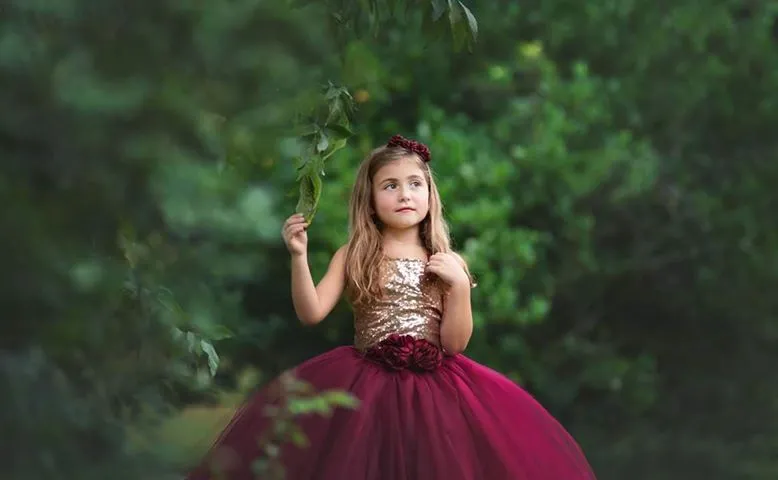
437 253 474 355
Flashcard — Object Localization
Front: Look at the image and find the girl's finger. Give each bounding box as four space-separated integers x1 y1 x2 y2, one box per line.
286 220 306 233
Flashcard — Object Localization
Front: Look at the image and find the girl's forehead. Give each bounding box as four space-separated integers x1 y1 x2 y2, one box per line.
374 157 425 180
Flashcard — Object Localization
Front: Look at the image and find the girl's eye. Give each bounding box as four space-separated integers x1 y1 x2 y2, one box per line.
384 183 396 189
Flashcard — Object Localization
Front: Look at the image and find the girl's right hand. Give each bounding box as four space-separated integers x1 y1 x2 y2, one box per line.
282 213 308 257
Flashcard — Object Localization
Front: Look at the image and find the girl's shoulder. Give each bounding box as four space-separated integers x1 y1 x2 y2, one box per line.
448 250 477 288
449 251 468 267
332 243 349 264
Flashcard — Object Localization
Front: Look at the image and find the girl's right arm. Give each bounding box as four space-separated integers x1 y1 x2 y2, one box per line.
282 212 347 325
290 245 347 325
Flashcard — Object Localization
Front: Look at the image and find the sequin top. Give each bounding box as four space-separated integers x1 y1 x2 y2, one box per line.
352 258 445 351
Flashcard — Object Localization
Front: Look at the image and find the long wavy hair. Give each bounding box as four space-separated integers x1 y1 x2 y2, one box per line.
344 145 453 305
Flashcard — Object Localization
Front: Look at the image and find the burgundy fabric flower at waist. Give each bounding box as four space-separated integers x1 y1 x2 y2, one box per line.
365 333 443 372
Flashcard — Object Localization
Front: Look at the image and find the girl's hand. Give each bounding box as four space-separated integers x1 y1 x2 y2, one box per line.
282 213 308 257
425 253 470 289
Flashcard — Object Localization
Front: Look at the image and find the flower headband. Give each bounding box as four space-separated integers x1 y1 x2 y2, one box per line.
386 134 431 163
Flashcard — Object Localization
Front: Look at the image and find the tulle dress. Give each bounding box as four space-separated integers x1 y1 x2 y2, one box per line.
186 258 597 479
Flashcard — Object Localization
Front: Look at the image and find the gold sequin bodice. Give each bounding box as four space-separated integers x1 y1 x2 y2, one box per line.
352 258 445 351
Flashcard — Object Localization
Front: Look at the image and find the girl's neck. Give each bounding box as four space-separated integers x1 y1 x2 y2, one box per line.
381 226 422 247
381 227 427 260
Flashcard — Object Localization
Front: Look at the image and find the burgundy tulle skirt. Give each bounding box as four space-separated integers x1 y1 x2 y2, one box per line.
186 343 596 479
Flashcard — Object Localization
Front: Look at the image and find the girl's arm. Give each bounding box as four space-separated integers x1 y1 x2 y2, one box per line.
439 284 473 354
291 244 347 325
434 252 474 355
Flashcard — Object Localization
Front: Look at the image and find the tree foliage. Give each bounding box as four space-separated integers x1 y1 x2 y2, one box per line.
1 0 476 478
245 2 778 478
4 0 778 479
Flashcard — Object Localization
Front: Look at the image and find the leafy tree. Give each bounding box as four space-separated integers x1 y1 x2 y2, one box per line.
246 1 778 478
1 0 477 477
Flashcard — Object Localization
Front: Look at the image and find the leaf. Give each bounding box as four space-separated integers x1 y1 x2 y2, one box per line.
458 1 478 44
322 390 360 408
322 137 348 161
207 324 233 341
431 0 447 21
295 172 322 223
447 0 461 22
325 123 354 140
290 429 310 447
185 331 198 352
200 340 220 376
293 124 318 138
288 396 332 415
323 82 347 101
421 10 450 42
447 0 466 51
327 99 343 124
316 132 329 152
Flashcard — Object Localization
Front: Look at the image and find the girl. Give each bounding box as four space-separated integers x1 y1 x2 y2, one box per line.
186 135 597 479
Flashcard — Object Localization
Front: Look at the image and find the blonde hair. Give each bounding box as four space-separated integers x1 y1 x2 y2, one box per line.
344 145 462 305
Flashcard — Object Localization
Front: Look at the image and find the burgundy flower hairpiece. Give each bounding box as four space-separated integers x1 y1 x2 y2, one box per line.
386 134 431 163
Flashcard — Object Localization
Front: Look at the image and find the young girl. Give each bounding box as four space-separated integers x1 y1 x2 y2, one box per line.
186 135 597 479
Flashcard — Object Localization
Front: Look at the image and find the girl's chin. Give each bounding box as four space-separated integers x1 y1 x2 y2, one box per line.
381 220 421 231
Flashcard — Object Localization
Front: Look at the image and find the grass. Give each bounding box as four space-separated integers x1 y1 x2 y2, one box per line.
128 392 244 469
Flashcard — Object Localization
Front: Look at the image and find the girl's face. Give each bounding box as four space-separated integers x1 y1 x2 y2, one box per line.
371 156 430 232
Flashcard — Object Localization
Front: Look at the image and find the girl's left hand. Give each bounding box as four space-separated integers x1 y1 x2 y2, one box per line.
425 253 470 289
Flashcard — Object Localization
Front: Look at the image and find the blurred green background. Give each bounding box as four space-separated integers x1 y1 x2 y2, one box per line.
4 0 778 478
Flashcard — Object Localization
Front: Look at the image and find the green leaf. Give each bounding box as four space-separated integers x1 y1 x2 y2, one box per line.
206 324 233 341
322 390 360 408
295 172 322 223
431 0 447 21
185 331 198 352
325 123 355 140
326 99 342 124
288 396 332 415
458 1 478 43
447 0 465 50
322 137 348 161
291 429 310 447
316 132 329 152
199 340 220 376
293 124 318 138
